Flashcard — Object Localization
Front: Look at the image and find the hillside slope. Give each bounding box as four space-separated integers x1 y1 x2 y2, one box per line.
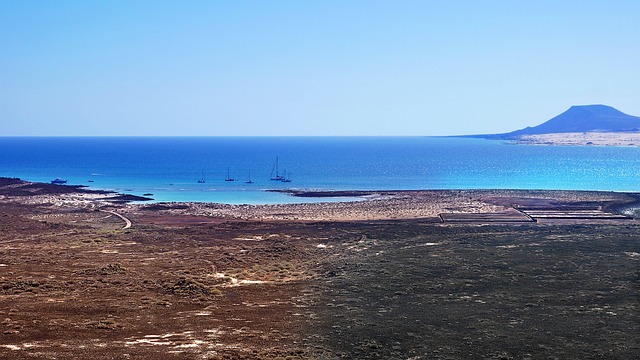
483 105 640 139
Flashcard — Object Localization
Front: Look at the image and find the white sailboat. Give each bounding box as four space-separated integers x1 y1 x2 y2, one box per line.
270 156 285 181
225 167 234 182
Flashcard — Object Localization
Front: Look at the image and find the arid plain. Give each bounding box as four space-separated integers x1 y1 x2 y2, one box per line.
1 178 639 359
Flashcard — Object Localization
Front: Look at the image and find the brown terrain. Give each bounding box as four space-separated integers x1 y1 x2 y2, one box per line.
1 178 639 359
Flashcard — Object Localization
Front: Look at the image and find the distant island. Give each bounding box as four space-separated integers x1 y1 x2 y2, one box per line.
471 104 640 146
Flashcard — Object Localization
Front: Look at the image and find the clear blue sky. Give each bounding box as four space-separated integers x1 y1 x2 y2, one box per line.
1 1 639 136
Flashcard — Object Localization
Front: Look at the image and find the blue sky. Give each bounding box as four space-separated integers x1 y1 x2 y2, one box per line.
1 1 639 136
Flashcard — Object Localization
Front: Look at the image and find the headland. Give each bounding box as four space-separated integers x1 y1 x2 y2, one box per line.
469 104 640 147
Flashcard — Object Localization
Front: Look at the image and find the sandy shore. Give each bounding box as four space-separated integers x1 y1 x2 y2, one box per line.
129 189 639 222
2 178 636 222
134 191 505 221
515 131 640 146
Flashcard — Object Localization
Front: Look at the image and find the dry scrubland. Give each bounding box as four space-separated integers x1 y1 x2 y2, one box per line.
1 178 639 359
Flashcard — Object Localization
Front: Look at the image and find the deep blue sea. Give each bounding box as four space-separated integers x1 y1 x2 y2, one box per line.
1 137 639 204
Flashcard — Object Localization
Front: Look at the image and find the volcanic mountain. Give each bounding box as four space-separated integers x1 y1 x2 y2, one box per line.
482 105 640 139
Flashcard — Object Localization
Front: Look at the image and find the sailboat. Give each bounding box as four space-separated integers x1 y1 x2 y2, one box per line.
225 167 235 182
281 170 292 183
197 169 206 183
245 172 254 184
270 156 285 181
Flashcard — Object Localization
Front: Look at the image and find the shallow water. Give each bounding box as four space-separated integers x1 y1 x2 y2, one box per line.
1 136 639 204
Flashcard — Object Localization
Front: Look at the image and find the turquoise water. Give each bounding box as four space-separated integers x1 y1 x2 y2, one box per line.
1 137 639 204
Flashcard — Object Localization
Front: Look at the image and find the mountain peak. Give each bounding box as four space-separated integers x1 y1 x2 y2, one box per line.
499 105 640 138
568 104 626 116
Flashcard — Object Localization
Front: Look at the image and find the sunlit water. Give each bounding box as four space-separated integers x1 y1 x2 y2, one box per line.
1 137 639 204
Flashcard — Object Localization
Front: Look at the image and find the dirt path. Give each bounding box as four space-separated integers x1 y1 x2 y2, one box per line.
103 210 132 229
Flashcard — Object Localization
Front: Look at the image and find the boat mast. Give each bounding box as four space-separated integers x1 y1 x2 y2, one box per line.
225 167 234 181
270 156 284 180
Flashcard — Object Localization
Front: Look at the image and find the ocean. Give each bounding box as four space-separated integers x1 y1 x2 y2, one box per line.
1 136 639 204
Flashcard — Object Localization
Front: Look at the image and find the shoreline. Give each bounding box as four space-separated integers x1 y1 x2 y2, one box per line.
2 177 639 222
512 131 640 147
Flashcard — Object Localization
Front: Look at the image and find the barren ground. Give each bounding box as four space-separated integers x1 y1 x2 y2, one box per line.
1 179 639 359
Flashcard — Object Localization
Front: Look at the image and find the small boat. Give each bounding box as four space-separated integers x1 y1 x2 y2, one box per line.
281 170 292 183
88 180 94 183
225 167 235 182
245 172 254 184
197 169 206 183
270 156 285 181
51 178 67 184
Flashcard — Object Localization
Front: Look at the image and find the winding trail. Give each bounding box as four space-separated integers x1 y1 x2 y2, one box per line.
103 210 132 229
